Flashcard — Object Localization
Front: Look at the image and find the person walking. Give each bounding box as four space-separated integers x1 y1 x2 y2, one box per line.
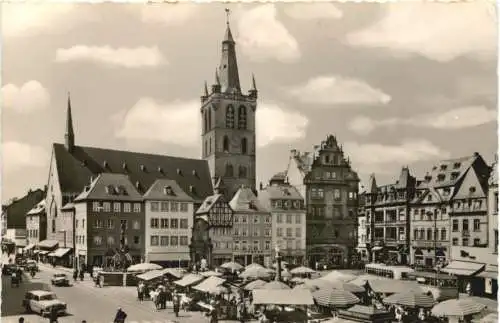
73 269 78 283
173 293 180 317
113 307 127 323
49 306 59 323
79 269 84 282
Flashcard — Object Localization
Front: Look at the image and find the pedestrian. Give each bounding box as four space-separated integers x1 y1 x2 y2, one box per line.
73 269 78 282
18 317 24 323
79 270 84 282
113 307 127 323
237 300 245 323
49 306 59 323
137 281 144 302
173 293 180 317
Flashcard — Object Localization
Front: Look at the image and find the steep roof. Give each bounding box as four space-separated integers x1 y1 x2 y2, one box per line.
27 199 46 216
74 173 143 202
417 155 477 189
196 194 225 214
143 179 193 202
4 189 45 229
230 187 268 213
259 184 303 200
52 143 213 202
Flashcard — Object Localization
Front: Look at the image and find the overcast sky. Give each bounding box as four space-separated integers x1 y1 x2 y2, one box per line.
1 1 497 202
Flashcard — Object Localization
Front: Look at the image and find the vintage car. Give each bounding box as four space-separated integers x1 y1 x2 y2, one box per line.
24 260 39 272
22 290 67 316
2 264 19 276
51 273 70 286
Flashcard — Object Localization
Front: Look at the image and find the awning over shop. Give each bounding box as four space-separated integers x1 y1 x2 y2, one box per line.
50 248 72 258
147 252 190 262
38 251 49 255
441 261 485 276
174 274 204 287
194 276 226 293
477 264 498 280
372 246 383 251
24 244 35 251
38 240 59 249
252 289 314 305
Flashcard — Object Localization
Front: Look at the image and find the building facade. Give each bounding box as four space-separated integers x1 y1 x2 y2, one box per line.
365 168 415 265
258 173 307 265
191 193 234 267
73 173 145 268
288 135 359 268
488 155 498 253
356 193 368 262
46 95 213 249
26 200 47 246
230 187 272 266
144 179 194 267
200 19 258 200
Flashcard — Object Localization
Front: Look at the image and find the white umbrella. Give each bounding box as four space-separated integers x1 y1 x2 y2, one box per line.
432 298 486 317
220 261 244 271
290 266 316 275
127 263 162 272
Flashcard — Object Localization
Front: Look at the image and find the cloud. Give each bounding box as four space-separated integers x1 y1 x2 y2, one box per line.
345 139 449 173
2 3 95 38
2 81 51 113
138 3 200 25
115 98 308 148
2 142 49 173
237 4 300 63
55 45 167 68
284 3 343 20
345 2 496 62
348 106 497 135
288 75 391 106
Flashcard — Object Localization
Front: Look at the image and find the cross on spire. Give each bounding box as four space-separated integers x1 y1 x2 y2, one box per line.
225 8 231 25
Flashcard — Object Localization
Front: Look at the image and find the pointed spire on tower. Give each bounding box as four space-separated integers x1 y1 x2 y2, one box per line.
249 73 258 99
203 81 209 96
65 92 75 153
215 68 221 85
218 8 241 94
212 69 221 93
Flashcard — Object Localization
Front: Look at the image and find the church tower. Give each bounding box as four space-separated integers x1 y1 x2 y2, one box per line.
200 10 257 199
65 92 75 153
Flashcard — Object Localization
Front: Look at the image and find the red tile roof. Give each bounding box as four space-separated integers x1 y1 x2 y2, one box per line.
53 143 213 202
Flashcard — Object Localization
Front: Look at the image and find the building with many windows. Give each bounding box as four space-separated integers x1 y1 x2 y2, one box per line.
144 179 194 267
230 186 272 266
287 135 359 268
365 168 416 265
26 200 47 246
73 173 145 267
258 173 306 265
191 191 234 267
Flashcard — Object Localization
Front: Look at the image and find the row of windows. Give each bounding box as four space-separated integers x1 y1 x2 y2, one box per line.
93 235 140 246
93 219 141 230
310 206 355 218
212 227 232 236
453 199 484 211
150 202 189 213
311 188 356 200
452 219 481 232
150 235 188 246
271 200 302 210
277 227 302 238
234 214 271 224
76 235 86 245
234 240 272 251
276 214 302 224
225 105 247 129
413 228 447 241
27 229 39 238
150 218 189 229
224 164 248 178
234 228 271 237
204 137 249 157
92 202 141 213
452 237 483 247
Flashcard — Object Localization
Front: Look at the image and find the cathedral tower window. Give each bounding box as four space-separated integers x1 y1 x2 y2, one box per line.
208 107 212 131
238 105 247 129
239 166 247 178
223 136 230 152
204 111 208 133
225 164 234 177
226 105 235 128
209 137 212 154
241 137 248 155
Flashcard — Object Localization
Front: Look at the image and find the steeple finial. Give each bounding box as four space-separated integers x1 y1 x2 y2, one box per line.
203 81 209 97
225 8 230 25
65 92 75 153
218 8 240 93
249 73 258 98
215 69 220 85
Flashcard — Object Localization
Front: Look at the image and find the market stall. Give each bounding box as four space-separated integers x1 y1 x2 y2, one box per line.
252 289 315 323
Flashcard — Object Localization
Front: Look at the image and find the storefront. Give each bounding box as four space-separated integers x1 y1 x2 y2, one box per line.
308 244 349 269
48 248 72 267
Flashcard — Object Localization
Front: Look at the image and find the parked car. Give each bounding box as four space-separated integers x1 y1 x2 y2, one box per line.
2 264 19 276
24 260 39 272
22 290 67 316
51 273 70 286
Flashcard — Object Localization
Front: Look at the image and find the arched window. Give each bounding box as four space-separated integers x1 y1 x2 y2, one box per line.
226 105 235 128
241 137 247 154
209 137 212 154
225 164 234 177
239 166 247 178
204 111 208 133
223 136 229 152
208 107 212 131
427 228 432 241
238 105 247 129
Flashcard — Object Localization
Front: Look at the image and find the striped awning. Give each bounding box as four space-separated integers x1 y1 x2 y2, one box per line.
383 291 436 308
312 289 360 307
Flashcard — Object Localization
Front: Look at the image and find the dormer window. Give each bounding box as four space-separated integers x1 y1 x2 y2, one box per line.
437 174 445 181
432 166 437 171
189 185 195 193
177 168 182 175
163 186 175 196
103 161 109 168
469 186 476 193
451 172 460 180
158 166 163 173
81 160 87 167
192 170 198 177
140 165 146 172
440 165 447 171
105 185 114 195
122 162 127 170
135 181 141 190
453 162 461 169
